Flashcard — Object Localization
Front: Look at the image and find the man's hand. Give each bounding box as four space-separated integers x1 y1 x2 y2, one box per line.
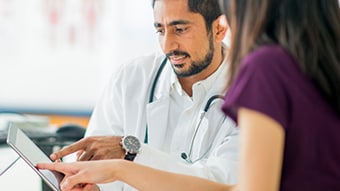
50 136 126 161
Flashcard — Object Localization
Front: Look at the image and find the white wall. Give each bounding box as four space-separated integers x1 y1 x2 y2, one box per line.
0 0 159 115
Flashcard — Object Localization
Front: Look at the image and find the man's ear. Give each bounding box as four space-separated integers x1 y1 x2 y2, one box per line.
213 15 229 42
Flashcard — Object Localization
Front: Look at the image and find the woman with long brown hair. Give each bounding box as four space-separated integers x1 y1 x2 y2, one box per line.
221 0 340 190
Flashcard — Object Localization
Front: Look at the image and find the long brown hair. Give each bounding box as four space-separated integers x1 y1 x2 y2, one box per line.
221 0 340 114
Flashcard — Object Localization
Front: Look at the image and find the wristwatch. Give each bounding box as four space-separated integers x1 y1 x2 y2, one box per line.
121 135 141 161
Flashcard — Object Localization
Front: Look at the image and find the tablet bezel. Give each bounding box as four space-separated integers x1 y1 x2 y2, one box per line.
6 125 64 191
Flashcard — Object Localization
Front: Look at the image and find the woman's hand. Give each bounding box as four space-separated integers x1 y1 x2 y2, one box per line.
36 160 124 191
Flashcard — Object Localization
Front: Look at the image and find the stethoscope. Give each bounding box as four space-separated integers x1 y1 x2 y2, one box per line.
145 57 225 163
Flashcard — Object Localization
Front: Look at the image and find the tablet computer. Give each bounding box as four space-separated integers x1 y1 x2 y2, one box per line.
6 125 64 191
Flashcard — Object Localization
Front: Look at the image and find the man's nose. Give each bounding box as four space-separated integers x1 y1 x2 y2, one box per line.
160 32 179 54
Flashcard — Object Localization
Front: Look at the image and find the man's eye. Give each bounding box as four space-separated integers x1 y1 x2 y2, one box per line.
175 27 187 33
156 29 165 34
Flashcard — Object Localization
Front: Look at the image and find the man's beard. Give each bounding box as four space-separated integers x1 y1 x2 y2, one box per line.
168 33 214 77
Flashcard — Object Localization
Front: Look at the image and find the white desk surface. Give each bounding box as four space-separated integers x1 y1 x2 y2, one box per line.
0 146 41 191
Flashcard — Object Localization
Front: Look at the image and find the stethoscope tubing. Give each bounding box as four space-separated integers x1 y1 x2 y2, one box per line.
185 95 225 163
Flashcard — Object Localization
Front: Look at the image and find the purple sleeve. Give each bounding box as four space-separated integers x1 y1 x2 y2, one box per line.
222 46 291 128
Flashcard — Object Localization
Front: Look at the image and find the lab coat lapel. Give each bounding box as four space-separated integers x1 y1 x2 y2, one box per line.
145 62 171 148
190 60 229 159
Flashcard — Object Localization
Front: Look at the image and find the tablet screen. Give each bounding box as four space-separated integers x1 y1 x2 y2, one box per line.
6 126 64 191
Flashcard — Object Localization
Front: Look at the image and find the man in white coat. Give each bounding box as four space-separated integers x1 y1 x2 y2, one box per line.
50 0 239 190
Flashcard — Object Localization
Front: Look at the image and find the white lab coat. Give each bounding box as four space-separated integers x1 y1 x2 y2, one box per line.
86 50 239 191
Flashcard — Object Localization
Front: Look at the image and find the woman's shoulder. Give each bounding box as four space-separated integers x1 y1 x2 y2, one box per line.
245 44 292 64
241 44 297 75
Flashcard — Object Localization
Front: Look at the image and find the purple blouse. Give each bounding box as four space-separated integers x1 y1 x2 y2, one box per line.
222 45 340 190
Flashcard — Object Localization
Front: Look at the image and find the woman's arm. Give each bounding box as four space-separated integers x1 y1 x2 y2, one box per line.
37 159 234 191
237 107 285 191
116 160 234 191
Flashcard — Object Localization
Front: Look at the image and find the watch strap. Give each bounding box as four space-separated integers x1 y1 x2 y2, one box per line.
124 152 137 161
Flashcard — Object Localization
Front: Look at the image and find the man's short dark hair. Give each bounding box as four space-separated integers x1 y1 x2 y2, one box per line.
152 0 222 32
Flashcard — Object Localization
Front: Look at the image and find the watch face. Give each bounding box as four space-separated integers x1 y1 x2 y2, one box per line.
123 135 141 154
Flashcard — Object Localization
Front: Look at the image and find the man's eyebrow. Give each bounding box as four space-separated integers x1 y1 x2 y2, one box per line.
154 20 191 28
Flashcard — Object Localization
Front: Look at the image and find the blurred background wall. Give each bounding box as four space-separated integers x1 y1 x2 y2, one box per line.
0 0 159 116
2 0 338 116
